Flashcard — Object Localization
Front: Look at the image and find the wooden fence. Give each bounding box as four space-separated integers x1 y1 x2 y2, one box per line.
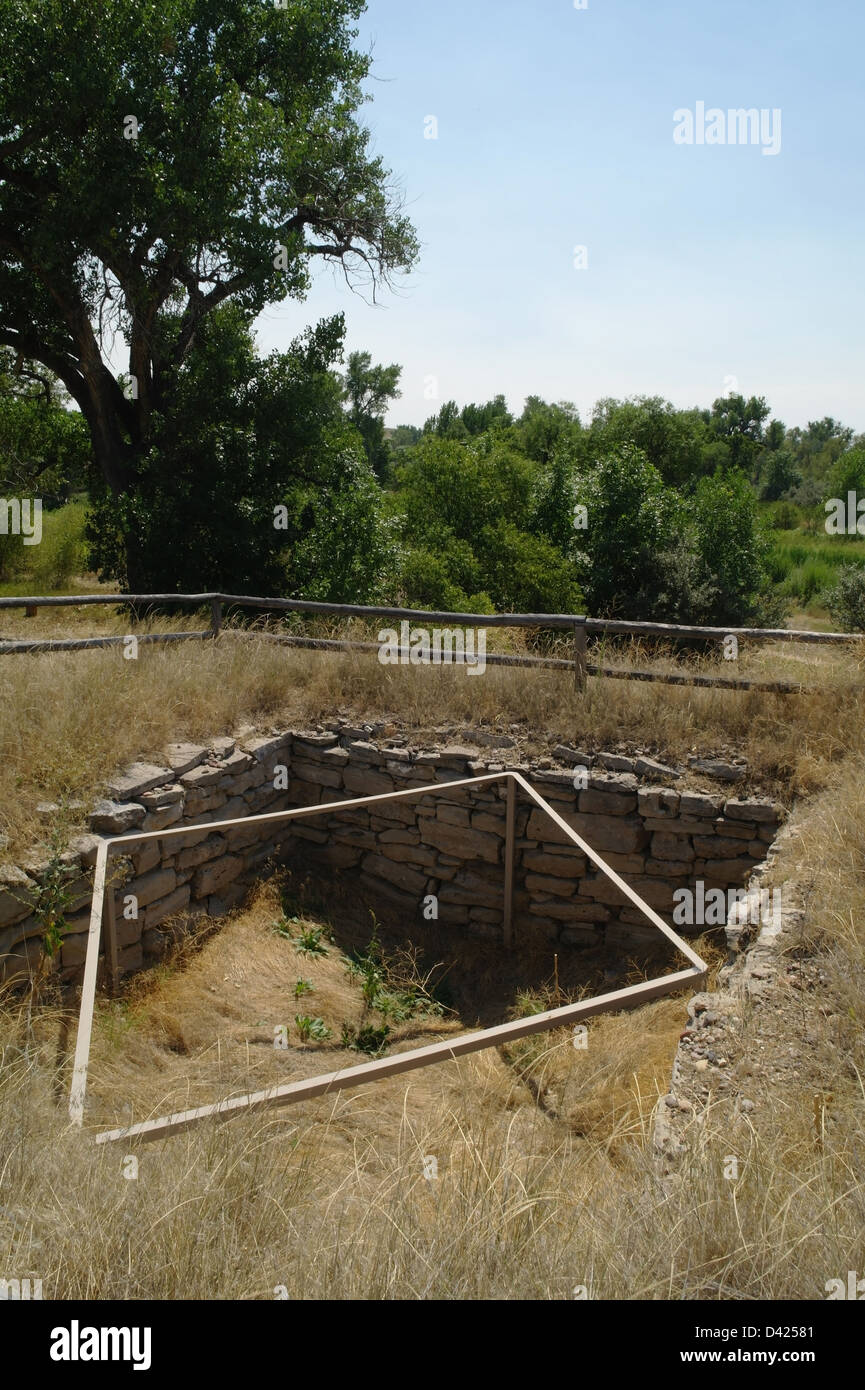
0 591 861 692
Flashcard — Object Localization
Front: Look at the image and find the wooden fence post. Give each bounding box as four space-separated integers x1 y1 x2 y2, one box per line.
210 599 223 639
503 776 516 949
103 857 119 996
573 621 587 692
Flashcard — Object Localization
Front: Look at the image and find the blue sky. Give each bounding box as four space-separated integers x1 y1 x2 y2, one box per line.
255 0 865 432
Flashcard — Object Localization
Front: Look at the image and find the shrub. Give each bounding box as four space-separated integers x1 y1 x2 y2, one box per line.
769 500 801 531
476 519 583 613
691 469 776 626
824 564 865 632
0 499 88 588
571 444 684 617
341 1022 391 1055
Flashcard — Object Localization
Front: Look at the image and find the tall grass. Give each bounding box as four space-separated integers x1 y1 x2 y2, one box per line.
0 629 863 853
769 528 865 606
0 800 863 1302
0 499 90 594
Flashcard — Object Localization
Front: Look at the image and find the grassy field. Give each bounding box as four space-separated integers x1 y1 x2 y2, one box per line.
0 621 863 856
0 499 92 598
767 526 865 614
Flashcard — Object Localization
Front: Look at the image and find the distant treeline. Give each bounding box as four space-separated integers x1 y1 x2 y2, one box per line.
3 326 865 628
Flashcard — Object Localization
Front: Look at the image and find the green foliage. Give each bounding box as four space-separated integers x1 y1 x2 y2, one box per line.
515 397 580 465
572 444 684 618
294 926 328 958
294 1015 331 1043
760 449 801 501
396 545 493 614
691 469 775 626
0 353 92 503
29 831 77 959
459 395 513 437
571 446 779 624
346 919 444 1025
826 448 865 515
341 1021 391 1055
705 394 771 474
87 308 394 599
530 449 578 553
767 501 802 531
394 433 579 613
271 914 300 940
422 400 468 440
293 979 313 1000
0 0 417 585
513 989 553 1018
0 499 88 589
588 396 705 487
476 518 582 613
349 925 385 1006
788 418 854 489
398 436 534 542
388 424 422 452
285 448 397 603
823 565 865 632
342 350 402 481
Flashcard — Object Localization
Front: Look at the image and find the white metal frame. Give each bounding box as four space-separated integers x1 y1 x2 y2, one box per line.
67 771 707 1144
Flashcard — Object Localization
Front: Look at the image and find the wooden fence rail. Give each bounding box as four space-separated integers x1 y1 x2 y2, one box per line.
0 591 860 691
0 590 860 642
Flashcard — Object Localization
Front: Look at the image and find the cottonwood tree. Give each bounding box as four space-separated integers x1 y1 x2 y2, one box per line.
0 0 417 587
341 349 401 481
0 349 90 499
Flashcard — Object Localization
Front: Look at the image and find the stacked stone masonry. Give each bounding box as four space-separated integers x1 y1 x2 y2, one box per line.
0 728 784 984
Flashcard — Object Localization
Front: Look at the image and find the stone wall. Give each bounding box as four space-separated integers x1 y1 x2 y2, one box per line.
0 724 785 984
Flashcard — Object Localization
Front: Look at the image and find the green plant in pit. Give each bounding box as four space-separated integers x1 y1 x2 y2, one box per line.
374 987 433 1023
294 926 328 958
26 827 78 967
513 988 554 1018
294 978 313 999
341 1021 391 1056
345 914 384 1001
271 915 299 940
347 916 446 1022
294 1015 331 1043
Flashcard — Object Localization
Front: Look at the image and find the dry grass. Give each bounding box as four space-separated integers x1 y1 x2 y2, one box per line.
0 620 864 854
769 761 865 1053
1 606 864 1300
1 863 862 1300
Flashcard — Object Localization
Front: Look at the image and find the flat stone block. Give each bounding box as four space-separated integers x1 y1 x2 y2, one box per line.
130 867 177 908
106 763 172 800
145 885 192 929
723 798 783 824
89 800 146 835
164 742 208 777
651 833 695 862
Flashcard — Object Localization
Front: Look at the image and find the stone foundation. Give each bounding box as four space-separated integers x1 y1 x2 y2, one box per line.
0 725 785 984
